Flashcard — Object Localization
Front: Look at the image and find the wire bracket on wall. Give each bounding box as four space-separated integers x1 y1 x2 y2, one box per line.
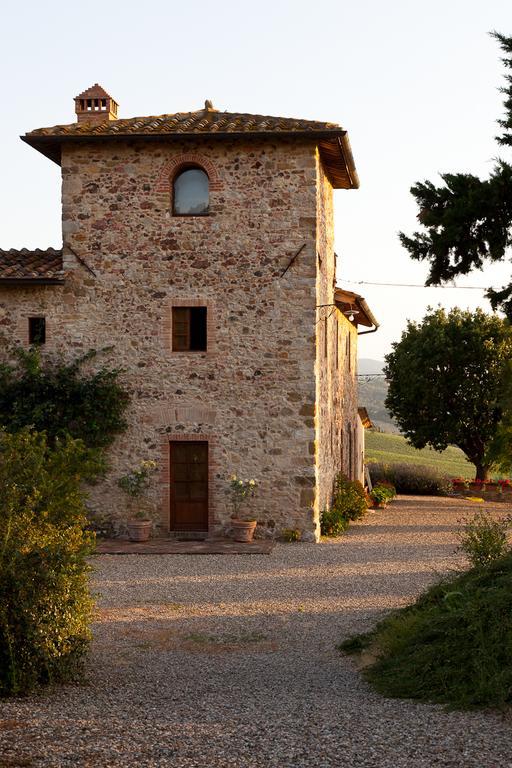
280 243 306 278
65 244 97 278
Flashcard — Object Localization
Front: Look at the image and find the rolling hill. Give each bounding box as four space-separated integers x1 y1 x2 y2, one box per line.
365 430 474 478
358 358 397 432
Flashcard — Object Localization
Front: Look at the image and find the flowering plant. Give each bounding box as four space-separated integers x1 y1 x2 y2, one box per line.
228 474 258 520
118 460 158 519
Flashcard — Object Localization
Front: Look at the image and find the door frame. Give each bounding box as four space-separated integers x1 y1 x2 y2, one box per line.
169 439 209 532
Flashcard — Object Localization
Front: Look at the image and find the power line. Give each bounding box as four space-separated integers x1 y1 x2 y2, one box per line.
344 279 488 290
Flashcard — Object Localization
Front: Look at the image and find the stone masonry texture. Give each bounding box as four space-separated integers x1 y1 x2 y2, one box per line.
0 133 362 541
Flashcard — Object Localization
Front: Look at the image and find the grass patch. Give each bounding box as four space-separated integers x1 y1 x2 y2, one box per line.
366 431 473 478
340 553 512 709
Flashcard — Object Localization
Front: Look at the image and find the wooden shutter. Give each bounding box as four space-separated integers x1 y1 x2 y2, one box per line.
172 307 190 351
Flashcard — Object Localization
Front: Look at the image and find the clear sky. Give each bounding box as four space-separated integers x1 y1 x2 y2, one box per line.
1 0 512 360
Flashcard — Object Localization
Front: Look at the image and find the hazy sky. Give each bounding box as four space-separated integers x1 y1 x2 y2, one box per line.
2 0 512 360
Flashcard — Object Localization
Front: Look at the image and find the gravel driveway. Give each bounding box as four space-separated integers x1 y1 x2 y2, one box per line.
2 495 512 767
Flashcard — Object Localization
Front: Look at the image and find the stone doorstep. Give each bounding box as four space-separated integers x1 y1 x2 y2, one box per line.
94 537 274 555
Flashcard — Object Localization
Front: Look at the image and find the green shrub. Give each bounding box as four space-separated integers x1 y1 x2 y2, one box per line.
0 430 96 697
340 552 512 709
0 346 129 451
458 511 512 567
379 481 397 499
321 474 368 536
371 483 395 506
368 462 452 495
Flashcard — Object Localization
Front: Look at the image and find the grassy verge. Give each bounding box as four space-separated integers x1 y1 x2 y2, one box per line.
366 431 474 478
340 553 512 709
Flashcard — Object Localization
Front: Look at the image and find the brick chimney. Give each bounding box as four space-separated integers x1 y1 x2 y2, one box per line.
74 84 118 124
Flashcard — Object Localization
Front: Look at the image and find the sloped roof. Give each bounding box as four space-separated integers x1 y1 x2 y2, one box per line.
25 109 342 138
22 106 359 188
0 248 64 283
335 287 379 329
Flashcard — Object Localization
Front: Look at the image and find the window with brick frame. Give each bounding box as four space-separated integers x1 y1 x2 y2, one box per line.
173 167 209 216
172 307 207 351
28 317 46 345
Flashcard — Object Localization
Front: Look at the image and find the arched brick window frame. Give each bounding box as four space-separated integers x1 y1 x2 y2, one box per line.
155 153 222 195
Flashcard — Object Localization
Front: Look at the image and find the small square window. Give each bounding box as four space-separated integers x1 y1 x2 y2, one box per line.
28 317 46 345
172 307 207 351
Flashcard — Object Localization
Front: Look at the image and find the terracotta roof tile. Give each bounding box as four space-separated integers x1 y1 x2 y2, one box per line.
22 106 359 189
25 108 342 139
0 248 64 282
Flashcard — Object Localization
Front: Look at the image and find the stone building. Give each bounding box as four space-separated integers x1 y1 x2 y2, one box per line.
0 84 378 541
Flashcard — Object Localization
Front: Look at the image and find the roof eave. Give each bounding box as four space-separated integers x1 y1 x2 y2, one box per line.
338 133 359 189
335 287 379 330
21 129 357 185
0 277 65 286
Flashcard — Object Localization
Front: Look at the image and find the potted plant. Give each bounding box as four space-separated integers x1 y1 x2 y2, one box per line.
228 474 258 542
370 483 393 509
118 460 158 542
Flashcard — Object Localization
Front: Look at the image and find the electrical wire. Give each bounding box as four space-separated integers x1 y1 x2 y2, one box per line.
343 279 488 290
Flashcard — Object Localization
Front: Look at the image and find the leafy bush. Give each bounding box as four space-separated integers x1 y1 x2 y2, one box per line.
368 462 452 495
0 430 96 697
371 483 396 506
380 481 397 499
321 474 368 536
458 511 512 567
0 346 129 451
340 552 512 709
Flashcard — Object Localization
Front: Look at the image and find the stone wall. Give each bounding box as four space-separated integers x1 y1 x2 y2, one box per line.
0 137 327 539
313 156 360 523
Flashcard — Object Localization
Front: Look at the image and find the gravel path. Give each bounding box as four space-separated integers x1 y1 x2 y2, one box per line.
2 495 512 767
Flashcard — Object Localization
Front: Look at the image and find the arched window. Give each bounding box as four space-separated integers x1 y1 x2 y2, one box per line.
173 167 209 215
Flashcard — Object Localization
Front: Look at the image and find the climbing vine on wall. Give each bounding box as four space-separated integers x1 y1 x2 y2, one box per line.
0 346 130 451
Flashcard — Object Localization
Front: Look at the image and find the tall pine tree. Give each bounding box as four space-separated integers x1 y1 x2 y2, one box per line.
400 33 512 316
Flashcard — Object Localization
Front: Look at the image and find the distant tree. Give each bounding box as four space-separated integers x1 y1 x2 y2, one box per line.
399 33 512 317
485 360 512 474
384 308 512 480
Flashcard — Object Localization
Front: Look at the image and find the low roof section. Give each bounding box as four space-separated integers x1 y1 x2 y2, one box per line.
21 104 359 190
334 287 378 330
358 407 374 429
0 248 64 285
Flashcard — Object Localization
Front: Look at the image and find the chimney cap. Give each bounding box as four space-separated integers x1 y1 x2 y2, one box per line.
74 83 118 123
75 83 116 102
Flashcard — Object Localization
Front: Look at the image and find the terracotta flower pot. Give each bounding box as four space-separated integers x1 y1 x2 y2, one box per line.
231 519 257 543
127 519 152 542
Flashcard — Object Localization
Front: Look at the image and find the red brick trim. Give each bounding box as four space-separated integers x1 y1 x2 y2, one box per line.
163 298 217 356
159 433 218 532
155 153 222 193
17 315 55 352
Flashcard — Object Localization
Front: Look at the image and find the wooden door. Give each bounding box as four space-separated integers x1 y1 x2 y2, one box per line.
170 441 208 531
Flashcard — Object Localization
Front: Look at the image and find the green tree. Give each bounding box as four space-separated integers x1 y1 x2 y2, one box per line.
399 33 512 317
485 359 512 473
384 307 512 480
